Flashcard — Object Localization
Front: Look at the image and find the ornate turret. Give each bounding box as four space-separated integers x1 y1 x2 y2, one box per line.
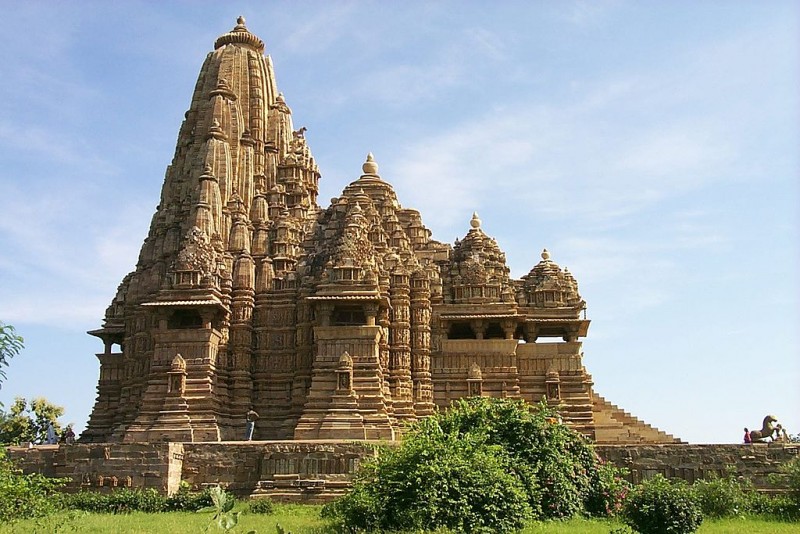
446 212 513 304
521 249 583 309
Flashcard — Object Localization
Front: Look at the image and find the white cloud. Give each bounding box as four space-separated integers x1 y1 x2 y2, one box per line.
281 2 359 55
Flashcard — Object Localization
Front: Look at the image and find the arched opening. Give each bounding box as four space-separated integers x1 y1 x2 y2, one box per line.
448 322 476 339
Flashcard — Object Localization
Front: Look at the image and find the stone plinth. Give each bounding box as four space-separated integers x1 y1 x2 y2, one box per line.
7 442 797 501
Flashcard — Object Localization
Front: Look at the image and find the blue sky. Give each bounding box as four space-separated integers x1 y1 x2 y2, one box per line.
0 1 797 444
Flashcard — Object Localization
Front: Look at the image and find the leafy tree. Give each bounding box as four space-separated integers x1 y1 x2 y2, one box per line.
0 321 23 389
0 397 64 445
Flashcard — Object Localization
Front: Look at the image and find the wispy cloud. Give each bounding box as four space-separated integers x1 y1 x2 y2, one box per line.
562 0 622 28
281 2 359 55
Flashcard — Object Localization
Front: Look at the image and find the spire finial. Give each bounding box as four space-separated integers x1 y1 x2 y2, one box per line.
362 152 379 175
236 16 247 29
470 212 481 229
542 249 550 260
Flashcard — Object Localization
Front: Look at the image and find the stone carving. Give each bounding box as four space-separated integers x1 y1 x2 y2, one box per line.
81 17 679 445
173 227 217 278
749 415 779 442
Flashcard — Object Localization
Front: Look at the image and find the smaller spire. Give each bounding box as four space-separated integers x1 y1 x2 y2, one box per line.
207 118 226 140
470 212 482 229
362 152 379 175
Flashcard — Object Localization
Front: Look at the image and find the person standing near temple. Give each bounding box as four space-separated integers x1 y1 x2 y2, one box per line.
45 422 57 445
63 425 76 445
743 427 752 444
245 408 259 441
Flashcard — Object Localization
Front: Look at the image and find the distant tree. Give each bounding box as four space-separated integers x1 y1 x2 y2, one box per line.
0 397 64 445
0 321 24 388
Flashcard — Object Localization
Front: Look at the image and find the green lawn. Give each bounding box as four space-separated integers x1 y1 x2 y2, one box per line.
1 505 797 534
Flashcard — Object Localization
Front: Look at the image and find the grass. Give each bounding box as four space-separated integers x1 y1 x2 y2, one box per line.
522 516 800 533
0 503 327 534
0 506 797 533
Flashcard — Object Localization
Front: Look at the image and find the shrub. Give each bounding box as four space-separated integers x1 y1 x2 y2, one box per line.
585 461 630 517
63 488 166 514
62 485 219 514
0 449 66 522
748 493 800 521
622 475 703 534
248 497 275 514
435 397 618 519
783 455 800 502
325 417 533 533
165 485 215 511
325 397 621 532
691 474 751 518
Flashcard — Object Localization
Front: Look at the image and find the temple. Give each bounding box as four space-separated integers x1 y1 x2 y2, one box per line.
82 18 679 444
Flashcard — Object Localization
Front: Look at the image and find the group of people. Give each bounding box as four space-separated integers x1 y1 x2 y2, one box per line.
44 423 75 445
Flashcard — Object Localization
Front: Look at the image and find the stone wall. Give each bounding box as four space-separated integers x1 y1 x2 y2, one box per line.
596 443 799 491
7 442 184 495
182 441 377 502
7 441 797 501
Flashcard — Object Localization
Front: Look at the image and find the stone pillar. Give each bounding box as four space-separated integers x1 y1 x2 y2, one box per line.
410 273 434 416
389 271 413 421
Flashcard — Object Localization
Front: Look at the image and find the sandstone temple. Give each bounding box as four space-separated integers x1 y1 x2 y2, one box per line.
82 18 678 445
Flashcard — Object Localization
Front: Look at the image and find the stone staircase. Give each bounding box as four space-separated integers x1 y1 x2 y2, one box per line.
593 394 683 444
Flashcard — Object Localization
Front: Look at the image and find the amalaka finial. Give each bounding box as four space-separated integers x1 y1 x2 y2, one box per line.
542 249 550 260
362 152 379 175
215 15 264 52
470 212 481 229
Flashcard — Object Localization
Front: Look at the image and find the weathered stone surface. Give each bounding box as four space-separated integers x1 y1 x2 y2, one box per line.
8 442 796 501
596 442 799 492
7 443 184 495
81 17 675 444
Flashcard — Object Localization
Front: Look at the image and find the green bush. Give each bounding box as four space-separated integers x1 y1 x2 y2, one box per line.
248 497 275 514
325 397 623 532
783 455 800 502
63 486 216 514
622 475 703 534
434 397 620 519
63 488 166 514
325 417 533 533
691 474 751 518
0 449 66 522
585 461 630 517
165 485 215 511
748 492 800 522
